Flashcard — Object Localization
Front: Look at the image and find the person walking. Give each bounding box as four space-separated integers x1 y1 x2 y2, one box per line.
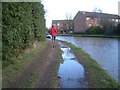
50 25 58 47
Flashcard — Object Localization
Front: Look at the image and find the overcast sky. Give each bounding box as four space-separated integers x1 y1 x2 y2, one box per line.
42 0 120 28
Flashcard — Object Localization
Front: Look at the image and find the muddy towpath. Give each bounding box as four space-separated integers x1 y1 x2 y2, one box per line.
3 41 61 88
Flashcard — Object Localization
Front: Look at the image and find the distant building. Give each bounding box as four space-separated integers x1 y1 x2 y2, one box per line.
52 20 74 34
52 11 120 33
74 11 120 33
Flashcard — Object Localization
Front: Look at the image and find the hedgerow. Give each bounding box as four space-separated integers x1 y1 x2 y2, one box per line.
2 2 45 63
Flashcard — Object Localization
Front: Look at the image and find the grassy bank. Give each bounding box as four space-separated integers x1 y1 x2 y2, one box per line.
60 41 119 88
57 34 120 38
2 41 48 87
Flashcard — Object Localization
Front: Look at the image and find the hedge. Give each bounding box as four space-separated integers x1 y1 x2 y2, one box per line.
2 2 45 62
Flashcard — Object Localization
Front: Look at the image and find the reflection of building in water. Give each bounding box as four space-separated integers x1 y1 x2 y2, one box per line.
118 1 120 16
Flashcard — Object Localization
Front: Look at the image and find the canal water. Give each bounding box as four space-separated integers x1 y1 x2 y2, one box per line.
58 42 88 88
57 36 119 83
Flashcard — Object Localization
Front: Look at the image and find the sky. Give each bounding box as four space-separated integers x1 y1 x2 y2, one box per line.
42 0 120 28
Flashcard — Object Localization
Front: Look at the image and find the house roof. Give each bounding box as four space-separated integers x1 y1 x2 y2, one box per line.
52 20 73 24
74 11 120 19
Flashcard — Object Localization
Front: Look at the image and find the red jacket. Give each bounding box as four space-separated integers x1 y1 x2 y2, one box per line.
50 27 58 36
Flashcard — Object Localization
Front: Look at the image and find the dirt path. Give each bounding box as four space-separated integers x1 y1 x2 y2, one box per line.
6 41 61 88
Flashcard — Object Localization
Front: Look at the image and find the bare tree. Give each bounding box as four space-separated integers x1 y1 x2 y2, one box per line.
64 13 74 33
93 7 102 13
65 13 72 20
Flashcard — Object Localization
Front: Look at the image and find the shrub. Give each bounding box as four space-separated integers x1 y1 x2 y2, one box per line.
2 2 45 63
85 26 103 35
116 23 120 35
104 26 117 35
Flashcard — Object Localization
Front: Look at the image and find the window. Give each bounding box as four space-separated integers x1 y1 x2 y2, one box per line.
115 19 118 22
57 23 60 26
88 24 92 27
86 17 90 20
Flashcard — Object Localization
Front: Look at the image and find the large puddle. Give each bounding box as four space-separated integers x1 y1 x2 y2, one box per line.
58 42 88 88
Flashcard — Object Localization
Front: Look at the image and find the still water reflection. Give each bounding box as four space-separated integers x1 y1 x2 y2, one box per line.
57 36 119 83
58 42 88 88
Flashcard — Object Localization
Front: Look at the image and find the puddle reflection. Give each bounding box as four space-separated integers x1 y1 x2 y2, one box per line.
58 42 87 88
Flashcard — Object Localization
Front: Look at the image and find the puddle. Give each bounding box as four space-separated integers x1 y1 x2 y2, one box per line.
58 42 88 88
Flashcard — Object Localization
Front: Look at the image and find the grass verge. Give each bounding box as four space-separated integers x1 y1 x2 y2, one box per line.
2 40 48 87
60 40 119 88
25 72 38 88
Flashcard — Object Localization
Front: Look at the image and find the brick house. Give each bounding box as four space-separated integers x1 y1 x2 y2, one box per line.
52 20 74 34
74 11 120 33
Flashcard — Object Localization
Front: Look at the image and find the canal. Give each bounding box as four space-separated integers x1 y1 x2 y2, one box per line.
57 36 119 83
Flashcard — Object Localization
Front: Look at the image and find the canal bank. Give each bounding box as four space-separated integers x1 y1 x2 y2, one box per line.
57 34 120 38
60 40 119 88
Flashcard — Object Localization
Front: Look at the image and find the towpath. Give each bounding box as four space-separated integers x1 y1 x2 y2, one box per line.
5 41 60 88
